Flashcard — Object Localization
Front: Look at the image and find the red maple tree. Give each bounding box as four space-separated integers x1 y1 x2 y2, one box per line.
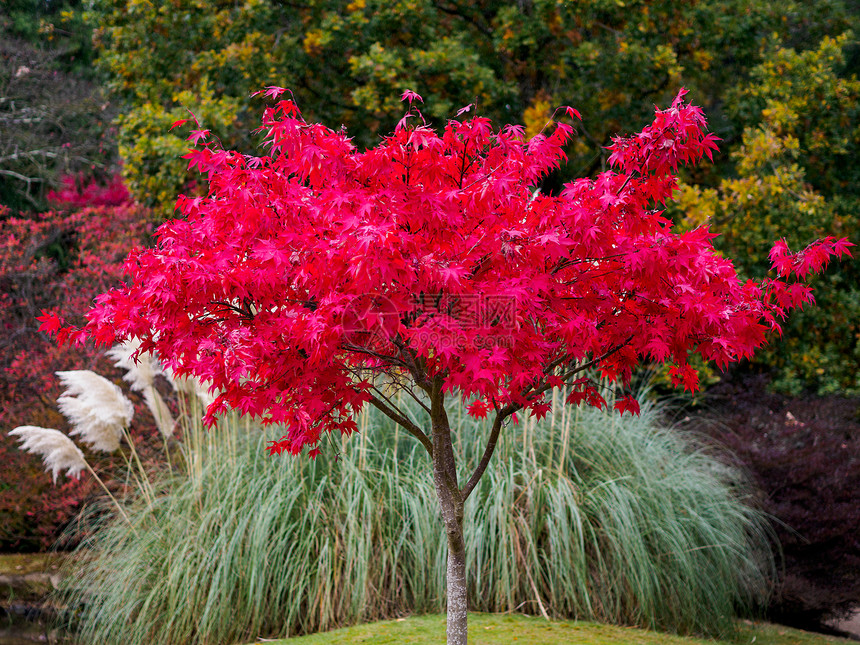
42 89 851 644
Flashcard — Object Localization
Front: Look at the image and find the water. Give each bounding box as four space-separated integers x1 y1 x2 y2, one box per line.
0 605 74 645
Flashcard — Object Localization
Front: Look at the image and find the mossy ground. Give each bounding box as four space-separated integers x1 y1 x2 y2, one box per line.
0 553 63 576
246 614 853 645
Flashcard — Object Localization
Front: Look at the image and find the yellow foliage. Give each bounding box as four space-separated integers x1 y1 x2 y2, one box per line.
692 49 713 71
303 29 325 55
523 96 553 139
674 183 717 229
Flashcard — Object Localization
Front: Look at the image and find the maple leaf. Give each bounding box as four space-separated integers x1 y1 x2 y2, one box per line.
266 435 290 456
561 106 582 121
614 395 640 416
400 89 423 104
187 129 211 145
251 86 289 100
37 310 64 335
467 399 489 419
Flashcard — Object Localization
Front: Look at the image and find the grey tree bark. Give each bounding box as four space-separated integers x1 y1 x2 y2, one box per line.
430 379 469 645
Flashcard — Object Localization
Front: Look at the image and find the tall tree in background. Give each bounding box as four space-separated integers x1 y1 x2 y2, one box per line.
1 1 115 211
676 34 860 393
81 0 858 390
84 0 855 214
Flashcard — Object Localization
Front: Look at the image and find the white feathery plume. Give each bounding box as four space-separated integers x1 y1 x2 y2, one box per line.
105 338 160 392
144 388 176 438
106 339 176 438
9 426 87 483
162 367 218 408
56 370 134 453
194 379 217 408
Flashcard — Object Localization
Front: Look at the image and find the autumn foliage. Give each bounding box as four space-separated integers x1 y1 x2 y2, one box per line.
46 89 851 458
36 89 853 644
0 176 151 549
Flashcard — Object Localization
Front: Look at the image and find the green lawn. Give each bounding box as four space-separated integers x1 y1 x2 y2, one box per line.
244 614 853 645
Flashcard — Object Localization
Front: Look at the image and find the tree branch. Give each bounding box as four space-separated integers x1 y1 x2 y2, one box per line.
0 168 43 184
396 379 432 415
341 341 412 370
461 402 517 501
367 393 433 457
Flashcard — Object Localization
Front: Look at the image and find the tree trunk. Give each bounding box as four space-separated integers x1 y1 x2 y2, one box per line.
434 478 468 645
444 510 468 645
430 380 468 644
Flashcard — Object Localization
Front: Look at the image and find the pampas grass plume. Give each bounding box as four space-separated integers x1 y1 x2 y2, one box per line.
107 339 176 438
106 338 159 392
56 370 134 453
9 426 87 483
163 367 217 407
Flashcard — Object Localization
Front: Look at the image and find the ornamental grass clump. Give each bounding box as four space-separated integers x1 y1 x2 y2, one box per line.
59 393 773 645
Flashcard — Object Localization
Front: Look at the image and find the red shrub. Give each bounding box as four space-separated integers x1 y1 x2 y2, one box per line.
46 173 131 209
689 374 860 630
0 175 153 551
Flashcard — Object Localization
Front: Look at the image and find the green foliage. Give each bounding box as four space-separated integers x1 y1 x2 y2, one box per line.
61 395 772 645
726 33 860 200
675 34 860 394
85 0 854 212
116 82 241 213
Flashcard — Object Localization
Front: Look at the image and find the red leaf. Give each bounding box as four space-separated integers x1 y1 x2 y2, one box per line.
266 436 290 456
400 89 423 104
614 395 640 416
561 106 582 121
37 310 63 335
467 399 490 419
187 129 210 145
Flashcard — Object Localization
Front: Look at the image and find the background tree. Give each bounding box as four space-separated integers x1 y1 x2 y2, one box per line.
676 34 860 393
1 1 116 211
83 0 855 214
45 91 850 644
